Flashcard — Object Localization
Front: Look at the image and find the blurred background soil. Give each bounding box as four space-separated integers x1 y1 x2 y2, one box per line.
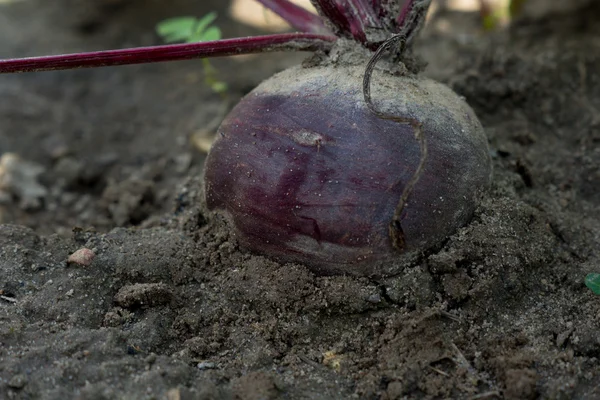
0 0 599 399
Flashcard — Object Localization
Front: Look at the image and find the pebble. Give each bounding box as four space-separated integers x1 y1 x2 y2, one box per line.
197 362 216 370
67 248 95 267
367 293 382 303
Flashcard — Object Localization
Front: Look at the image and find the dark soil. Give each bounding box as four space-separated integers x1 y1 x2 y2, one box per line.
1 0 599 399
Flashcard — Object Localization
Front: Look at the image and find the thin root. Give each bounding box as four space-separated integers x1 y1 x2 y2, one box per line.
362 35 428 250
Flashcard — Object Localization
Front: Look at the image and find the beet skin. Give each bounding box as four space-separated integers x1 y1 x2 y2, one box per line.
204 63 491 276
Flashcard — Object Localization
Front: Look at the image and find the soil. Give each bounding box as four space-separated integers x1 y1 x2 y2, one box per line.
0 0 599 399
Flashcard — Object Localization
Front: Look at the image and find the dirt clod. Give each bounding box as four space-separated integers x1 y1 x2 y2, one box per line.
232 371 280 400
114 282 173 309
504 368 538 400
7 374 27 390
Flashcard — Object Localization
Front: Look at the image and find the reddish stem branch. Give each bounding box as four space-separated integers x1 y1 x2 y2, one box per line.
339 0 384 46
254 0 331 34
370 0 397 27
0 33 336 74
396 0 431 44
309 0 353 39
310 0 383 45
343 0 383 31
397 0 412 28
371 0 384 16
370 0 398 31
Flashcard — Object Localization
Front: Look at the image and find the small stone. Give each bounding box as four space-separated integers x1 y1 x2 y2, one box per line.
8 374 27 389
166 388 181 400
67 248 95 266
197 361 216 370
367 293 381 303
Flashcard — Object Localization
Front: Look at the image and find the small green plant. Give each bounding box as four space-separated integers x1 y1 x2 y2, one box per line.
480 0 527 30
585 273 600 295
156 13 227 94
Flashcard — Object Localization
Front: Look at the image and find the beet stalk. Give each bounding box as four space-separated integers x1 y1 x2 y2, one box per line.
0 0 492 277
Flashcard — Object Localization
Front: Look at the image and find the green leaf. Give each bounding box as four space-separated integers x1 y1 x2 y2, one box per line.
193 12 218 37
210 81 228 93
199 26 222 42
585 273 600 295
157 13 221 44
156 17 197 43
188 26 221 43
156 13 227 96
188 24 221 43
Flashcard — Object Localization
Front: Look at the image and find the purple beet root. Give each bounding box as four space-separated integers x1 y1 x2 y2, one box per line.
0 1 491 276
204 63 491 276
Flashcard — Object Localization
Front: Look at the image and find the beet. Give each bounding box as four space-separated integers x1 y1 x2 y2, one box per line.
204 62 491 276
0 0 493 276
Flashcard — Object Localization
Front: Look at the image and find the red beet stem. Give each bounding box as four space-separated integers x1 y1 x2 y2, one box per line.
310 0 384 45
0 33 335 74
342 0 383 31
396 0 412 28
396 0 432 42
309 0 354 40
254 0 332 34
370 0 386 16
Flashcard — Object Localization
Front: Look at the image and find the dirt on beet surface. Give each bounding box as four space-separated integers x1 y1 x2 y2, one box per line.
0 0 599 399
